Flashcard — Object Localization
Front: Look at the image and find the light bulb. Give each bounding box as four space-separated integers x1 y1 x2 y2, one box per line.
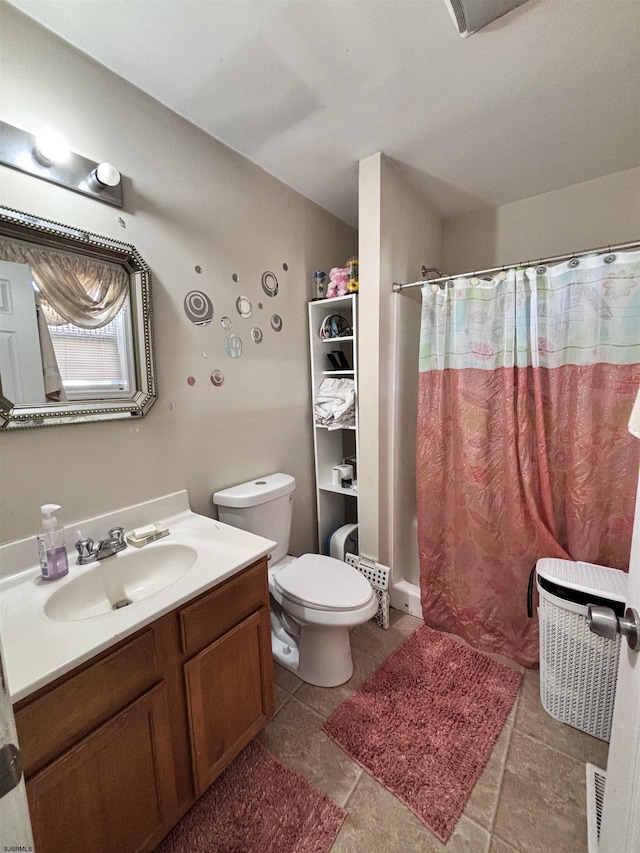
87 163 120 193
33 130 69 166
94 162 120 187
86 161 121 191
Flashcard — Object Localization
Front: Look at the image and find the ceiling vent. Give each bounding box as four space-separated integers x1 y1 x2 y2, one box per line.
444 0 529 38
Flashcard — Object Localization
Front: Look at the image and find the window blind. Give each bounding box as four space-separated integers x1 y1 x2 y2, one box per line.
49 318 125 388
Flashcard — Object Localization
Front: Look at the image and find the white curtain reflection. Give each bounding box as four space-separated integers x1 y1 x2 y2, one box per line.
0 235 128 328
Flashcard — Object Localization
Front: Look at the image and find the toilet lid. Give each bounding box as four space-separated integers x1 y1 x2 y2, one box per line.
273 554 374 611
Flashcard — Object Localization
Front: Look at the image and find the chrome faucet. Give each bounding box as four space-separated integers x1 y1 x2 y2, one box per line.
75 527 127 565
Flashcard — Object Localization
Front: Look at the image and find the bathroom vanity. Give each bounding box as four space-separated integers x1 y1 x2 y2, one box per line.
0 492 276 853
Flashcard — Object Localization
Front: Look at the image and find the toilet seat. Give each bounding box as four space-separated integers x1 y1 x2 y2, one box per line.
273 553 373 612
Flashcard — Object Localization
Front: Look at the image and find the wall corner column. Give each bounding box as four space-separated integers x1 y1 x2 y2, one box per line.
357 153 383 559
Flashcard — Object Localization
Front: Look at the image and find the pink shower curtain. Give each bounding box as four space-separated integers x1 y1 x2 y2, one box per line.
417 254 640 667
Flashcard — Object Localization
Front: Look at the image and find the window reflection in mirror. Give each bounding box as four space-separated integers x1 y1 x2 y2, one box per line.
47 299 135 400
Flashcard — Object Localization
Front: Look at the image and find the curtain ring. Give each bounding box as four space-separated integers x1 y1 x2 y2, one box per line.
536 265 547 275
604 253 616 264
568 257 579 268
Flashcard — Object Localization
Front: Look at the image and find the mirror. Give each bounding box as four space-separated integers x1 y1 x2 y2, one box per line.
0 206 157 429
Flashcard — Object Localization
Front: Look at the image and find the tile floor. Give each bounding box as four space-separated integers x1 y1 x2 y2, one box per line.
259 610 608 853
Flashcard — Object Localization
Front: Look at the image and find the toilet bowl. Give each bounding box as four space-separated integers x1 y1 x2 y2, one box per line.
213 474 377 687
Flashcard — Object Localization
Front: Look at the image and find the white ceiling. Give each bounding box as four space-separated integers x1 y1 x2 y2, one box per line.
7 0 640 226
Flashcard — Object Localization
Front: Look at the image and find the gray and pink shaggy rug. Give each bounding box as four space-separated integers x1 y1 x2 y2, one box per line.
323 624 522 843
155 739 345 853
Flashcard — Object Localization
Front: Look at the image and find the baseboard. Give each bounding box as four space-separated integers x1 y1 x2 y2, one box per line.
389 579 422 618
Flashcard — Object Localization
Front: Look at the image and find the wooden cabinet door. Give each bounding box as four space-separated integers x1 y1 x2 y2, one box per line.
185 606 274 793
26 682 177 853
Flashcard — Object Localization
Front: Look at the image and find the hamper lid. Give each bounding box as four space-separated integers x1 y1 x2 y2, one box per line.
536 558 627 603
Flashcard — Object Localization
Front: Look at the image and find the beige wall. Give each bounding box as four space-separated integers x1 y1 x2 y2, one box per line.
0 5 356 547
444 166 640 274
358 153 443 570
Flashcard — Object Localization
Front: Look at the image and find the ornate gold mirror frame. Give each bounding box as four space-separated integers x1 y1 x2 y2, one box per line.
0 206 157 429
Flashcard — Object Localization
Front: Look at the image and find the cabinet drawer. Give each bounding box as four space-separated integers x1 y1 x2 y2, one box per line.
16 629 158 777
179 560 268 656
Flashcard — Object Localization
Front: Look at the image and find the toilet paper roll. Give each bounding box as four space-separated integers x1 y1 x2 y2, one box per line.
332 464 353 485
337 464 353 481
629 385 640 439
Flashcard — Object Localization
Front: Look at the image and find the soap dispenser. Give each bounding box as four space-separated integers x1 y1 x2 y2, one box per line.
37 504 69 581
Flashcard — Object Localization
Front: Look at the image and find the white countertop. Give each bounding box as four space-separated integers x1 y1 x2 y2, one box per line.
0 491 276 702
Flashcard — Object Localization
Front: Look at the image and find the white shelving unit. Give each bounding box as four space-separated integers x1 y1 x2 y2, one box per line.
308 294 359 554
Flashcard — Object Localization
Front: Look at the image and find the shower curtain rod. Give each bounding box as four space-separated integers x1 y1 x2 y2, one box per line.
392 238 640 292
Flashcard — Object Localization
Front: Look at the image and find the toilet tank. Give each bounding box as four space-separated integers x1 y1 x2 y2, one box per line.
213 473 295 565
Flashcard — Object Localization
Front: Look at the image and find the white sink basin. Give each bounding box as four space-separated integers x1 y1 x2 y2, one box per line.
44 542 198 622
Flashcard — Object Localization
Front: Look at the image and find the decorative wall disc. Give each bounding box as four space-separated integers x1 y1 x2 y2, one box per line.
210 370 224 386
270 314 283 332
224 334 244 358
251 327 263 343
221 316 232 330
236 296 252 318
187 376 196 386
261 271 279 297
184 290 213 325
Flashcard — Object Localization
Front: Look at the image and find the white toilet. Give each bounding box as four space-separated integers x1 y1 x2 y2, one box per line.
213 473 378 687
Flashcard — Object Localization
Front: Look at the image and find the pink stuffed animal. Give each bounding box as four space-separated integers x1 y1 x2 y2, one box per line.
327 267 349 298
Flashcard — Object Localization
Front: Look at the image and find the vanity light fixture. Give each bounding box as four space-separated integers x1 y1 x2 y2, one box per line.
0 121 124 208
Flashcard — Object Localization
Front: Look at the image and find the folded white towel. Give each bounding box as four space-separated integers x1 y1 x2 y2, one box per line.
314 378 356 429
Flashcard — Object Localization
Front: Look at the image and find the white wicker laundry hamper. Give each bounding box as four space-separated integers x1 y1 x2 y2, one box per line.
536 558 628 742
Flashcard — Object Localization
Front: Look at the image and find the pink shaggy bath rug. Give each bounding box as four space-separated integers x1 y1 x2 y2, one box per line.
323 625 522 843
155 739 346 853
